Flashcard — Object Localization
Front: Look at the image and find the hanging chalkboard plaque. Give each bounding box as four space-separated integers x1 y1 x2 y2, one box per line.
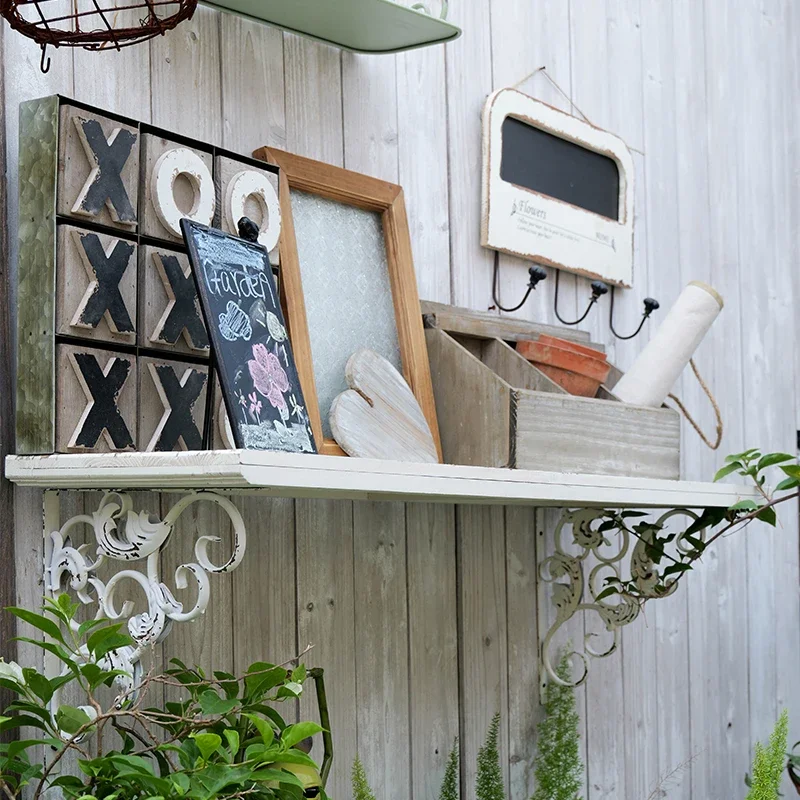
181 219 315 453
481 88 635 287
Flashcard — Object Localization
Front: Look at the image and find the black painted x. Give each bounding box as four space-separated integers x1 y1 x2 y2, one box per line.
75 233 135 333
153 254 209 350
151 365 207 451
72 354 134 450
73 118 137 224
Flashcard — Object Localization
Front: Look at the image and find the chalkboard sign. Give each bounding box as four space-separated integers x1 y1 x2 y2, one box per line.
500 117 620 221
481 88 635 287
181 219 316 453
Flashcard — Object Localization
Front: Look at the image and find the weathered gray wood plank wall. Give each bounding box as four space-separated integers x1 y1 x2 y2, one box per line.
5 0 800 798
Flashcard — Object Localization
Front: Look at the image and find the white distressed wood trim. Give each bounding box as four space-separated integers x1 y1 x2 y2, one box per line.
5 451 759 508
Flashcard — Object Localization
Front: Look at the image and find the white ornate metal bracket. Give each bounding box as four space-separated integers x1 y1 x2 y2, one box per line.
43 489 246 693
537 507 701 695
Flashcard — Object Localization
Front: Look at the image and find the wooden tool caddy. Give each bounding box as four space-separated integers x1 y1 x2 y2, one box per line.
422 302 680 480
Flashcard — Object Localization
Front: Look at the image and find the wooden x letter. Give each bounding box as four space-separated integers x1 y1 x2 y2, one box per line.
150 253 209 351
146 364 207 452
68 353 135 451
72 117 137 225
71 231 135 334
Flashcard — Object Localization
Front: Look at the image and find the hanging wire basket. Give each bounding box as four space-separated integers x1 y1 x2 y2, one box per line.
0 0 197 71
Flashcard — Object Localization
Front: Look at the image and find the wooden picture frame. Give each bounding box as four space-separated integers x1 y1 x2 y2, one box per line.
252 147 441 459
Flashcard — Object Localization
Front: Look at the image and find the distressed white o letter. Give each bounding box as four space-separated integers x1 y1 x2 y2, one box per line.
152 148 215 237
225 170 281 252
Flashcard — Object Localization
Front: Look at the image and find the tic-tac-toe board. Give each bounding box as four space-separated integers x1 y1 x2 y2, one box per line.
16 95 281 455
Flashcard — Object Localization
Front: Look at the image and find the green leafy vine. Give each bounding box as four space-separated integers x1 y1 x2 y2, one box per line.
597 449 800 606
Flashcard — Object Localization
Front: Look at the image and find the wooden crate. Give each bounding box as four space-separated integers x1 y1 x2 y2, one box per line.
424 324 680 480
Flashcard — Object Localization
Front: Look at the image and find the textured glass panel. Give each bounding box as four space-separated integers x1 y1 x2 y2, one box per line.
290 190 402 438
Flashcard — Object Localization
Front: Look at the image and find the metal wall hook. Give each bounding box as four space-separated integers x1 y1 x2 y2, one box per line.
554 270 608 326
608 286 659 340
491 251 547 313
40 43 51 74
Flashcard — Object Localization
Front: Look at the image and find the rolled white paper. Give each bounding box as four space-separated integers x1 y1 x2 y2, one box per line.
613 281 723 408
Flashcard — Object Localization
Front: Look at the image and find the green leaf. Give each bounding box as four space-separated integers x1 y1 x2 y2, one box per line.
291 663 307 684
281 722 323 750
12 637 79 674
714 462 742 482
22 670 52 704
198 690 239 716
87 624 132 660
191 732 222 762
7 608 65 643
245 663 287 699
756 505 777 526
224 729 240 759
757 453 795 471
213 671 239 700
729 499 759 512
781 464 800 479
250 768 305 787
595 586 619 602
171 773 190 794
108 753 157 776
0 678 26 695
266 750 319 769
77 618 113 638
244 713 275 748
0 715 48 732
682 533 706 554
276 682 303 699
662 562 693 579
55 705 92 735
775 477 800 492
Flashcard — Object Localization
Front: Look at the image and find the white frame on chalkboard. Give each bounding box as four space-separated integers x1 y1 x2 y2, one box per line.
481 88 635 287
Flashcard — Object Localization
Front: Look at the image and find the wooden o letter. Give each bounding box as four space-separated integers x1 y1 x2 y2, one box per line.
152 148 215 237
225 170 281 251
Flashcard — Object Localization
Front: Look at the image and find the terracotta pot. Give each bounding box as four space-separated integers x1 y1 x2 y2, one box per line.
537 334 607 362
517 338 611 397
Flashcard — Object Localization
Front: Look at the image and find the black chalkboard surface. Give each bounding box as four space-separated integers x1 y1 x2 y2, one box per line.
500 116 620 221
181 219 316 453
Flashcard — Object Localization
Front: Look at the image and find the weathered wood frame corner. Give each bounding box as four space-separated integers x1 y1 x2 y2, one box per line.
253 146 442 459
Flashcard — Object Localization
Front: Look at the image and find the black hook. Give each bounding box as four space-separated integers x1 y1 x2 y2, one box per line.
40 43 51 74
608 286 659 340
554 270 608 326
490 251 547 313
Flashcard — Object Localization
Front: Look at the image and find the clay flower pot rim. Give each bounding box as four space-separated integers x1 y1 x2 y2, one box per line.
537 333 607 361
518 340 611 383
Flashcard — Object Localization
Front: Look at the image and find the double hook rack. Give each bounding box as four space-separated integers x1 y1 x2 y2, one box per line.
491 253 659 340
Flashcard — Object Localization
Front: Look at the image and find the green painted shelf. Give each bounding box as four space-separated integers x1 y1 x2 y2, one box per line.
200 0 461 53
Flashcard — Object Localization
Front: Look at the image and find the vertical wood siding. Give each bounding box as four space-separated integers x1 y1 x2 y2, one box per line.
5 1 800 798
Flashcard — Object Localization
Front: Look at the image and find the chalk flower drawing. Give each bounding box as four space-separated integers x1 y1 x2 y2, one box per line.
248 392 263 423
248 343 290 420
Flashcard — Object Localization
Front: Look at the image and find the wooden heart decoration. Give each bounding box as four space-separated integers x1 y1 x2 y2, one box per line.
329 349 439 463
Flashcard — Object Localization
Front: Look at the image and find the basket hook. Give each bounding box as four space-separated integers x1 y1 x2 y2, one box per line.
39 43 51 73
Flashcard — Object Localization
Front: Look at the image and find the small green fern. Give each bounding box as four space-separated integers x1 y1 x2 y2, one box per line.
352 755 377 800
438 738 459 800
476 713 504 800
746 710 789 800
532 649 583 800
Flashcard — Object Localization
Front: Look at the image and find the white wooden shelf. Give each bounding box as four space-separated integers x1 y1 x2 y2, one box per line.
6 451 758 509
